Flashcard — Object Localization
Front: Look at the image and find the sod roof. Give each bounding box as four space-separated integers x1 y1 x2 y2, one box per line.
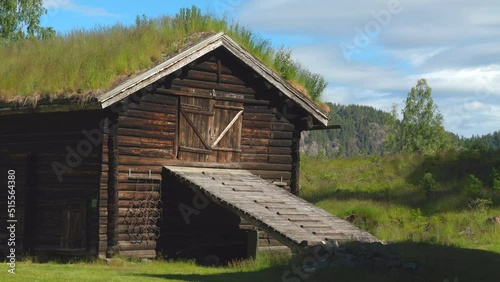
0 7 329 121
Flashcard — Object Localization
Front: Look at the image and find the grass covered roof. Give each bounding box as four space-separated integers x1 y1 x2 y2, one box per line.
0 6 327 107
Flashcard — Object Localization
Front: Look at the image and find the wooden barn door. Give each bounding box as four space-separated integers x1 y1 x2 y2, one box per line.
60 203 87 249
178 95 243 163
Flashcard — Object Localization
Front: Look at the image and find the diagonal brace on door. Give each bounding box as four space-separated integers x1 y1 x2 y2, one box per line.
180 108 212 151
210 110 243 149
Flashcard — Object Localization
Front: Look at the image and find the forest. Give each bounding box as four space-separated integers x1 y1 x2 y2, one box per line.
302 102 500 157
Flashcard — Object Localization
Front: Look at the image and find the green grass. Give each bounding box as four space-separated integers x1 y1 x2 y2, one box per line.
0 6 326 103
4 244 500 281
3 151 500 281
301 151 500 253
2 253 293 282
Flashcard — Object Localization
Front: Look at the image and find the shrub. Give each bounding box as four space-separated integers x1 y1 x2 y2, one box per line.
491 168 500 191
463 174 484 197
468 198 493 212
420 173 438 196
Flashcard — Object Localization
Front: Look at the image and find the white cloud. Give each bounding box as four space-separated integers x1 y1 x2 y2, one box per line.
389 47 450 67
415 65 500 96
462 101 491 112
232 0 500 136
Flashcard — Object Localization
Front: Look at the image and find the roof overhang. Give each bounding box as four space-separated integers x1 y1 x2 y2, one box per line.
97 32 329 126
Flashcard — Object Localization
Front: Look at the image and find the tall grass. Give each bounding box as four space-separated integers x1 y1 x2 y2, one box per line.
301 152 500 253
0 6 326 103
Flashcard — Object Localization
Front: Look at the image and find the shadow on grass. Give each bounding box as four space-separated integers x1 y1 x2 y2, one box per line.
134 268 286 282
135 242 500 282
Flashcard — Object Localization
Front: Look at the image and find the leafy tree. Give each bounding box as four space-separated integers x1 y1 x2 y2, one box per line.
400 79 450 154
491 167 500 191
384 103 400 154
0 0 54 42
463 174 484 198
420 172 438 197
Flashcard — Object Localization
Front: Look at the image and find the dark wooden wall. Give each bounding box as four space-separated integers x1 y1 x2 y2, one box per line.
0 111 102 257
0 48 312 260
159 172 250 261
107 48 306 257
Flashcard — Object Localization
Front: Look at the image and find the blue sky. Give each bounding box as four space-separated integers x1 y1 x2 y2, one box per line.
42 0 500 137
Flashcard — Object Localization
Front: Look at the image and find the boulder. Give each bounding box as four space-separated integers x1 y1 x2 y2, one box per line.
486 216 500 225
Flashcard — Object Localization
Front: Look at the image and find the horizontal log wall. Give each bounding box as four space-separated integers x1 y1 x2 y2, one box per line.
113 50 301 256
113 92 177 258
0 111 102 257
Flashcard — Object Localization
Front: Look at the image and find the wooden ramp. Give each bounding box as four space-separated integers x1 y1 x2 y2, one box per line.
163 166 377 252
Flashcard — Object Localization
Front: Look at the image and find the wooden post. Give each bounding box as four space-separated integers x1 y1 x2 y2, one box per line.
106 116 119 257
246 229 258 259
23 153 39 254
290 130 301 196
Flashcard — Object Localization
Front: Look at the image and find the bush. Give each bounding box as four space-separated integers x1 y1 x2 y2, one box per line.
468 198 493 212
491 168 500 191
420 173 438 196
463 174 484 197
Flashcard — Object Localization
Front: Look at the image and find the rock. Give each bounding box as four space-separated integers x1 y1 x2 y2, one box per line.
402 261 418 271
343 214 356 223
373 257 389 271
459 227 473 235
198 255 221 267
331 252 358 267
310 242 406 271
486 216 500 225
387 259 401 268
303 266 317 273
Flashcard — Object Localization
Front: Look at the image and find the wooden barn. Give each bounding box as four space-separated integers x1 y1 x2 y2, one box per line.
0 32 376 260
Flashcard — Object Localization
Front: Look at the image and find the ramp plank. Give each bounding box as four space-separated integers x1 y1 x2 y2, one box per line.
164 166 377 252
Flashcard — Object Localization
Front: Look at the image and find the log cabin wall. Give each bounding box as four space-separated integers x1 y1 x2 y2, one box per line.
110 91 175 258
0 111 102 257
111 48 308 257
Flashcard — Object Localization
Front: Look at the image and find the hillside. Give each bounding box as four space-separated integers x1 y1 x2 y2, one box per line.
301 103 389 157
301 103 500 157
299 151 500 281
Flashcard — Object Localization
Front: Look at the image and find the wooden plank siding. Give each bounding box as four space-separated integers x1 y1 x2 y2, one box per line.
110 50 300 256
113 93 176 258
0 111 102 257
0 35 330 260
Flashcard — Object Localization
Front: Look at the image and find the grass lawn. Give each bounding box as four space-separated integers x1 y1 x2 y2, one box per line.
3 245 500 282
2 152 500 281
2 254 293 282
